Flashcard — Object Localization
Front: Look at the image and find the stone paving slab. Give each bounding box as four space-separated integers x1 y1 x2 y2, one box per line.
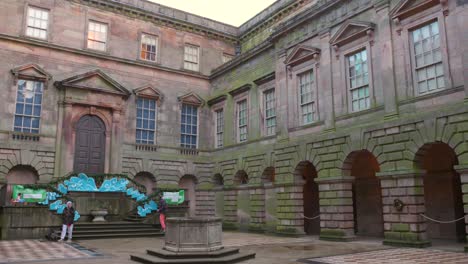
0 240 103 263
303 248 468 264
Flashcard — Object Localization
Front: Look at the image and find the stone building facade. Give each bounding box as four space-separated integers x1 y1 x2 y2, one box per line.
0 0 467 250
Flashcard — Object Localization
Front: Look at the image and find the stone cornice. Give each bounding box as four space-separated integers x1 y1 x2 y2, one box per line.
253 72 275 85
0 34 210 80
70 0 238 42
207 95 227 107
228 84 252 97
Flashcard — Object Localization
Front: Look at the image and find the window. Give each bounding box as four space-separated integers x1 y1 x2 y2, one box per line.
215 109 224 148
140 34 158 62
136 98 157 145
347 49 370 112
181 104 198 149
411 21 444 94
26 6 49 39
264 89 276 136
222 54 233 64
237 100 248 142
184 45 199 71
87 21 107 51
14 80 43 134
298 70 315 124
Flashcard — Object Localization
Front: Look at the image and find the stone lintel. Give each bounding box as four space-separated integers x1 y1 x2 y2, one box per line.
253 72 275 86
207 95 227 107
228 84 252 97
376 170 425 178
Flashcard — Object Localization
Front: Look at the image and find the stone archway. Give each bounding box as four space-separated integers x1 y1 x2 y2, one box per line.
415 142 465 242
3 165 39 205
345 150 383 237
234 170 248 185
134 172 157 195
294 161 320 235
179 175 198 216
73 115 106 174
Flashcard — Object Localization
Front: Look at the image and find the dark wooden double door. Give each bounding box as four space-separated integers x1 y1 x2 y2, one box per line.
73 115 106 174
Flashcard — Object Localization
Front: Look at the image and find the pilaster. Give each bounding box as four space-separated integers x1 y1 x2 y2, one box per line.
455 165 468 252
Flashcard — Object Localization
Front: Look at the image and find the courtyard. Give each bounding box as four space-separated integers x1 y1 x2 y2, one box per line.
0 232 467 264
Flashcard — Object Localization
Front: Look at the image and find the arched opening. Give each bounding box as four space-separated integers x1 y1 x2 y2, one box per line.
346 150 383 237
6 165 39 184
74 115 106 174
213 173 224 187
179 174 198 216
3 165 39 205
416 142 465 242
261 167 275 184
234 170 248 185
294 161 320 235
134 172 156 195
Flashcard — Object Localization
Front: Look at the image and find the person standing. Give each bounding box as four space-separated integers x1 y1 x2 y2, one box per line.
59 201 75 242
157 194 168 233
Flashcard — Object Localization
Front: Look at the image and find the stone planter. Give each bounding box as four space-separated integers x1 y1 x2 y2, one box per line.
90 209 108 222
164 217 222 252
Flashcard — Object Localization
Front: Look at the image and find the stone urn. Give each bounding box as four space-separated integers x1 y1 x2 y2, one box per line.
90 209 108 222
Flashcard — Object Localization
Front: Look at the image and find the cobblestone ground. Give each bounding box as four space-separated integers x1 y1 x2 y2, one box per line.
0 233 465 264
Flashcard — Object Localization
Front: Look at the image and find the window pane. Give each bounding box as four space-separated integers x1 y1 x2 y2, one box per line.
136 98 157 145
180 104 198 148
88 21 107 51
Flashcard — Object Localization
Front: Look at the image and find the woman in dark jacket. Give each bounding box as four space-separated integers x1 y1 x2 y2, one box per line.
59 201 75 242
157 195 168 232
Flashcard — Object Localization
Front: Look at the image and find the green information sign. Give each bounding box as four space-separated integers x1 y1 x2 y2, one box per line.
163 190 185 205
12 185 47 203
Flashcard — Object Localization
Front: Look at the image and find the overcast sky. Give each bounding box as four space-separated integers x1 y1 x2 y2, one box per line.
148 0 277 26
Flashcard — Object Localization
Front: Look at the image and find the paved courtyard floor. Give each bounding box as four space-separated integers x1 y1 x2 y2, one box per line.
0 232 466 264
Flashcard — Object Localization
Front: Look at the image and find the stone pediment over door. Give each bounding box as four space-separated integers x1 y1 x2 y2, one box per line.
284 45 321 66
390 0 446 21
330 20 376 48
54 69 131 99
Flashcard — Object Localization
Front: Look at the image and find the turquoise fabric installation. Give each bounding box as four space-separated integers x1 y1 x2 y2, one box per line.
40 173 158 218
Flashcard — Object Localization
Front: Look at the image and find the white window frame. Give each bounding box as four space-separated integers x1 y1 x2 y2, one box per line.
86 20 109 52
13 79 44 134
135 97 158 145
346 49 371 112
263 88 276 136
297 70 316 125
184 44 200 72
214 108 224 148
24 5 50 40
180 103 199 149
139 33 159 63
235 97 249 143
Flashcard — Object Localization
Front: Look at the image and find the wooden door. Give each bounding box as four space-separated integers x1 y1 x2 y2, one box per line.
73 115 106 174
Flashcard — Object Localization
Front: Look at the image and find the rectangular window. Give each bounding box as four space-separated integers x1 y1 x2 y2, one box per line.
411 21 444 94
298 70 315 124
181 104 198 149
26 6 49 39
347 49 370 112
184 45 199 71
222 54 233 64
14 80 43 134
264 89 276 136
87 21 108 51
136 98 157 145
237 100 248 142
140 34 158 62
215 109 224 148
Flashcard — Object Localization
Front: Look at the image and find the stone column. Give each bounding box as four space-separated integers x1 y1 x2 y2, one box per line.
455 165 468 253
378 170 431 247
222 189 238 230
110 109 122 173
60 102 74 175
275 51 289 140
316 177 355 241
195 189 215 217
375 0 398 119
318 29 336 132
249 187 265 232
275 184 305 235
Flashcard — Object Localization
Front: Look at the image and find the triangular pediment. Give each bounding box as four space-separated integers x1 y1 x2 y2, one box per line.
178 92 204 106
285 45 320 66
11 64 52 81
134 85 164 101
391 0 440 21
55 69 130 98
330 20 375 47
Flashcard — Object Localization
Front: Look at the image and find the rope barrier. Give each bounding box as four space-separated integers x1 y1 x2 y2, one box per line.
301 214 320 220
419 214 466 224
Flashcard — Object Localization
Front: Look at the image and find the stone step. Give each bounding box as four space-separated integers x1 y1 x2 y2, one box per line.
147 248 240 259
130 251 255 264
74 224 157 230
72 232 164 240
73 228 161 234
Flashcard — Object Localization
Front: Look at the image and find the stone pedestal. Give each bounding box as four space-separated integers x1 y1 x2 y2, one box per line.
164 217 223 252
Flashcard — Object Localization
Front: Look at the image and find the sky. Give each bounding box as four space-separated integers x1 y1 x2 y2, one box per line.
149 0 277 26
